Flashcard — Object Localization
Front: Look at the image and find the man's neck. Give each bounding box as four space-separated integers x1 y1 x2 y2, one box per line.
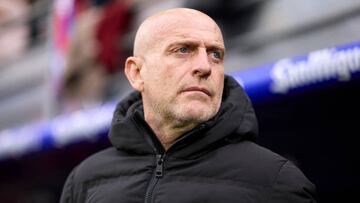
144 114 197 151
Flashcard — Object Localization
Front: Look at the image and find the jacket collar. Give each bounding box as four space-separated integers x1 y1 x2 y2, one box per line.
108 75 258 158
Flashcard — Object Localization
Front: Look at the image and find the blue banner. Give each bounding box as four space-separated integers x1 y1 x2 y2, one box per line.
231 41 360 102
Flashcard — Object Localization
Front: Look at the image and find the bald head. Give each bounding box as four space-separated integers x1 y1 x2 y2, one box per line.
133 8 224 58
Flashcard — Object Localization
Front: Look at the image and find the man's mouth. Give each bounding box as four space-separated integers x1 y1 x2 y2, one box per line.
182 86 211 96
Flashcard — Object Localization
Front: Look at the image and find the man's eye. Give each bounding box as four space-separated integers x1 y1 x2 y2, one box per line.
210 51 221 59
178 47 189 53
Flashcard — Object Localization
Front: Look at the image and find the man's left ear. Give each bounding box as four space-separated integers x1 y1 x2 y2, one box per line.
124 56 144 91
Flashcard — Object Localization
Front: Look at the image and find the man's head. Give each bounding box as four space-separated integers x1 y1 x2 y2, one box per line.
125 8 225 134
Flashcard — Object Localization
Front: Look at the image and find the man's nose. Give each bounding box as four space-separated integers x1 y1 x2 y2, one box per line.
192 48 211 77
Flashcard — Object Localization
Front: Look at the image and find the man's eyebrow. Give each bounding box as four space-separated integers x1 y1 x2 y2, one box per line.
206 44 225 51
205 43 225 57
166 40 200 47
166 39 225 50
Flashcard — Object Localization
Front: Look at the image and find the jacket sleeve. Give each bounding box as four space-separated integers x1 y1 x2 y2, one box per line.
59 168 76 203
268 160 318 203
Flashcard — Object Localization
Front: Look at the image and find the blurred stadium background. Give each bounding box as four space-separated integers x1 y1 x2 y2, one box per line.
1 0 360 202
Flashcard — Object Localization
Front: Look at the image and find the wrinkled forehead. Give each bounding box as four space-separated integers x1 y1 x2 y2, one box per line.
156 14 222 40
134 9 224 56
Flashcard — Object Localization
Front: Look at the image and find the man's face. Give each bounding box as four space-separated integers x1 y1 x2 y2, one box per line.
140 12 225 126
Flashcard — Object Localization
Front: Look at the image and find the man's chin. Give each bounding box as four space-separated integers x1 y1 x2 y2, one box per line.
179 105 216 123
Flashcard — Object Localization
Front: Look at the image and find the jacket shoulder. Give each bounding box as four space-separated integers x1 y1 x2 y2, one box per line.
224 141 289 174
230 141 317 202
59 147 120 202
76 147 119 176
268 160 317 202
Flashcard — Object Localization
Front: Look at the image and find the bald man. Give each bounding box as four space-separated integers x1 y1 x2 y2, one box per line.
60 8 317 203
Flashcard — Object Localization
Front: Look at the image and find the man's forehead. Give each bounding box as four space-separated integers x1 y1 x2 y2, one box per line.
134 8 224 56
152 16 223 45
151 12 220 33
164 36 225 49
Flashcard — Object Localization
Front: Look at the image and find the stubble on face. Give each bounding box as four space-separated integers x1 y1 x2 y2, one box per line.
132 8 225 144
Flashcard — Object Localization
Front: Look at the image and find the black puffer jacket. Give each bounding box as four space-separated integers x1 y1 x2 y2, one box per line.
60 76 317 203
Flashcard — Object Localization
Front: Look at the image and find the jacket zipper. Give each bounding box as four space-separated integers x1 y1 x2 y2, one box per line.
132 113 207 203
142 124 208 203
131 114 166 203
144 154 165 203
